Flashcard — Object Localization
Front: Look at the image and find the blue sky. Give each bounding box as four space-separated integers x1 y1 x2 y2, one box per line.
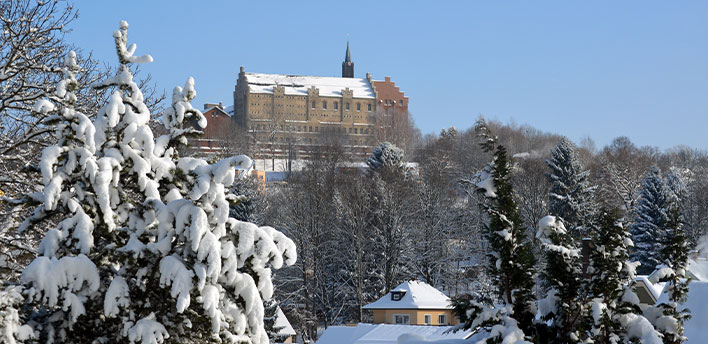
68 1 708 150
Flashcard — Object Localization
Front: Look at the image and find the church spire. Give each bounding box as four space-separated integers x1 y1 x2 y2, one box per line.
342 41 354 78
345 41 351 63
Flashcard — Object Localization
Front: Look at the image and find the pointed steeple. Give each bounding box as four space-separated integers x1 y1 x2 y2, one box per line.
342 41 354 78
345 41 351 63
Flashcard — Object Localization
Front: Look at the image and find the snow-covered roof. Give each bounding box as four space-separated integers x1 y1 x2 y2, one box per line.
634 276 666 303
276 307 296 337
363 281 452 310
315 323 476 344
224 105 234 115
687 258 708 281
656 281 708 343
245 73 375 99
203 106 230 116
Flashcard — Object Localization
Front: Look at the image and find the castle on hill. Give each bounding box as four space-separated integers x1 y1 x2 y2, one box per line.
196 43 409 160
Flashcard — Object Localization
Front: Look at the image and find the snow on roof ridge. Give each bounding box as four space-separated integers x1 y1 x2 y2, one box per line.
244 72 375 99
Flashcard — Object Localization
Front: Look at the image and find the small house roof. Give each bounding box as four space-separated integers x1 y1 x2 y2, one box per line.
275 307 296 337
633 276 666 304
362 280 452 310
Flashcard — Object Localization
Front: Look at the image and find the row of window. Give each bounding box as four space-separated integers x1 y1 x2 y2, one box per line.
250 124 372 135
266 137 370 145
383 99 405 106
393 314 447 325
312 100 372 112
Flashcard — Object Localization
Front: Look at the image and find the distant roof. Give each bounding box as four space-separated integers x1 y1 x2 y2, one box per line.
363 281 452 310
687 258 708 281
276 307 296 337
315 323 477 344
203 106 230 116
656 281 708 344
244 73 375 99
224 105 234 115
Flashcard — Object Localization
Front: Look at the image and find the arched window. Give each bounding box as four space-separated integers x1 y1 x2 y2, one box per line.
368 104 372 112
311 101 316 109
322 101 327 110
356 103 361 111
334 101 339 110
346 102 350 110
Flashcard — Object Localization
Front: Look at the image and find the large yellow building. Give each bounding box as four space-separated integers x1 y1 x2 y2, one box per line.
233 67 378 158
231 43 412 159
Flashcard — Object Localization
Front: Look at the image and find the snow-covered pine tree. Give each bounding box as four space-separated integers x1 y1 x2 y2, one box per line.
630 166 672 275
229 174 267 225
366 141 405 175
262 299 285 343
15 48 100 342
585 209 662 344
15 21 296 344
546 137 597 238
453 119 535 343
0 285 33 344
536 215 584 343
646 208 691 344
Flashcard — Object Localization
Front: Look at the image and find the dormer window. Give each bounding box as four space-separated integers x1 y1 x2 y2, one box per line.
391 290 406 301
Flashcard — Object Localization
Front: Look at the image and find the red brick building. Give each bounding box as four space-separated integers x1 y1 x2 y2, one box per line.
369 76 410 142
371 76 409 114
192 103 235 155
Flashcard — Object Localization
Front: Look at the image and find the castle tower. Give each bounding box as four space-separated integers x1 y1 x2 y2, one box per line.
342 41 354 78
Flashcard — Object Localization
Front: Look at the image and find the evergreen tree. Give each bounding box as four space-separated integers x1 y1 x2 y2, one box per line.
536 215 584 343
546 137 597 238
366 141 405 175
647 208 691 344
630 166 672 275
230 174 267 225
585 209 662 344
263 299 286 343
13 21 296 344
454 120 536 342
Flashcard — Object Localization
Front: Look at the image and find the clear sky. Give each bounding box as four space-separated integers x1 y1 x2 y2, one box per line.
67 1 708 150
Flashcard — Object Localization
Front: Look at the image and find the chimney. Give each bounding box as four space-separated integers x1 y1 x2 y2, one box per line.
581 238 593 279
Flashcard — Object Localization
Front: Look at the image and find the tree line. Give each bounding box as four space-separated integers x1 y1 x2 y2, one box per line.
238 119 707 342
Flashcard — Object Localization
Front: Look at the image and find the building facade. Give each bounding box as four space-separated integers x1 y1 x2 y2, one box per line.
191 103 234 155
231 44 409 159
362 281 459 326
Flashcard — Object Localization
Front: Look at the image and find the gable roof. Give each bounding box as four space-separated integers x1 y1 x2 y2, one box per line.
275 307 296 337
203 106 230 117
244 73 375 99
362 281 452 310
633 276 666 304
